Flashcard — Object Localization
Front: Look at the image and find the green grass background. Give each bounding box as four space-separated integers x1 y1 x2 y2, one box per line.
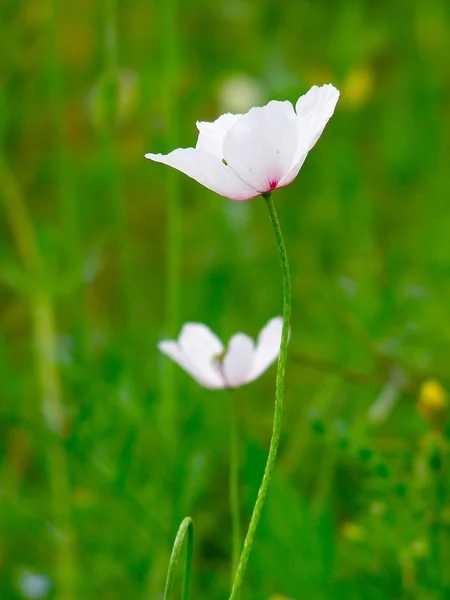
1 0 450 598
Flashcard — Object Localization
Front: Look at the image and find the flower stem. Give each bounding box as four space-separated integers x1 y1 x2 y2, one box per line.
228 192 291 600
228 391 241 581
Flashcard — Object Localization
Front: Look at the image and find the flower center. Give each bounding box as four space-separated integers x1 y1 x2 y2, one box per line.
213 351 231 388
268 179 278 191
214 350 226 363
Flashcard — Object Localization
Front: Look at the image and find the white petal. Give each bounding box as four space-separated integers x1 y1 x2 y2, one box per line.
177 323 226 387
295 83 340 123
279 84 340 187
276 154 308 189
196 113 241 158
158 340 225 389
223 101 299 194
178 323 224 356
247 317 283 382
145 148 258 201
222 333 255 387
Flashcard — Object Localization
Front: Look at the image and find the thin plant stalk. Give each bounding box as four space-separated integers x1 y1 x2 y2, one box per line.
228 192 291 600
228 391 241 580
102 0 133 318
143 0 180 595
145 0 181 593
32 292 77 600
160 0 181 454
0 154 76 600
46 0 83 352
0 154 42 274
163 517 194 600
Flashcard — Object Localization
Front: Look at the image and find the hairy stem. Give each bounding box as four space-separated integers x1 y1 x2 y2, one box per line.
228 192 291 600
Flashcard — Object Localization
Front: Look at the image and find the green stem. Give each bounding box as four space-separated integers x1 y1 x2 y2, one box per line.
160 0 181 454
46 0 83 353
228 392 241 581
0 154 42 274
102 0 134 328
163 517 194 600
228 192 291 600
0 153 76 600
144 0 180 595
163 0 181 334
429 437 445 591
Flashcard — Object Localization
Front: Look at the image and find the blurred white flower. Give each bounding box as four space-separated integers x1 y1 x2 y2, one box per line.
158 317 284 389
146 84 339 201
19 571 51 599
218 74 263 113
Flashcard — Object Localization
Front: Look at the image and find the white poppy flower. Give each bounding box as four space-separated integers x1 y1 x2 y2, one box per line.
145 84 339 201
158 317 284 389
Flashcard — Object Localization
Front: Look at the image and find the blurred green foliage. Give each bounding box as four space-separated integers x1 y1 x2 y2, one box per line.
1 0 450 598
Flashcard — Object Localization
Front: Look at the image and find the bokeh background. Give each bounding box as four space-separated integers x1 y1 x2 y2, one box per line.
1 0 450 598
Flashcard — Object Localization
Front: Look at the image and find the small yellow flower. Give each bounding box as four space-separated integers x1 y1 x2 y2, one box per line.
341 66 374 110
341 521 366 542
417 379 448 423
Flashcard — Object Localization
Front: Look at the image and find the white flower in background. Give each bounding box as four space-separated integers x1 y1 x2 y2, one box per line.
145 84 339 201
158 317 284 389
19 571 51 599
219 74 263 113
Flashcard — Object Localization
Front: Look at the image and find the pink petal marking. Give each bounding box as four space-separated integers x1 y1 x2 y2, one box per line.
269 179 278 191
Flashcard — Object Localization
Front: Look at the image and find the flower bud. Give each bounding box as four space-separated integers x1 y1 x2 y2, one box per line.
417 379 448 424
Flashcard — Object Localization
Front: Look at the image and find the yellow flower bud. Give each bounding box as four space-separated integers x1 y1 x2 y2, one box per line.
341 521 366 542
341 66 374 109
417 379 448 423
